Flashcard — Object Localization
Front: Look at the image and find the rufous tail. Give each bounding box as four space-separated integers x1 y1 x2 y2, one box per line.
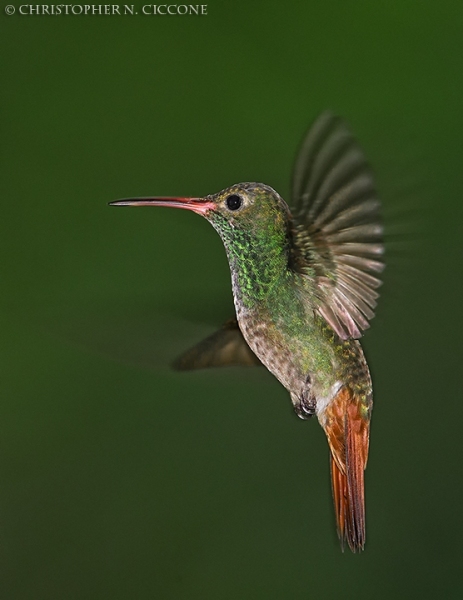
324 386 370 552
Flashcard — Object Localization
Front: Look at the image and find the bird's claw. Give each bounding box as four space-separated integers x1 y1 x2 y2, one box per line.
294 389 316 420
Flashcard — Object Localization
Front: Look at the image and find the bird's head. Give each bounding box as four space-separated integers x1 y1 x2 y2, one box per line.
111 182 292 252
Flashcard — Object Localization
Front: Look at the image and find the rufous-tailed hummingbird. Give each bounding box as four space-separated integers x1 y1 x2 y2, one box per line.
111 112 384 552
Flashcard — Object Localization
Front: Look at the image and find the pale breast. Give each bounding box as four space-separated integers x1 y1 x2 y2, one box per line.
237 309 306 394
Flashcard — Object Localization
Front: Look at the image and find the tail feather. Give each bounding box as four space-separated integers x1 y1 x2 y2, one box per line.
324 386 370 552
330 455 348 548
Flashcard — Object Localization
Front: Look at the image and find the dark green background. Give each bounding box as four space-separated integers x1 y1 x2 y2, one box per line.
1 1 463 598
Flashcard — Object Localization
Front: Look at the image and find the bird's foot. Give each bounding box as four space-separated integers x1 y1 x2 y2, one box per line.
294 390 316 420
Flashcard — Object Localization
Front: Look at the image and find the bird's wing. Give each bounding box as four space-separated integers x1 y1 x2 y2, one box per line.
172 319 262 370
290 111 384 340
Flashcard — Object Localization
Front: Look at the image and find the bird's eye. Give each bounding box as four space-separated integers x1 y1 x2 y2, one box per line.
225 194 242 211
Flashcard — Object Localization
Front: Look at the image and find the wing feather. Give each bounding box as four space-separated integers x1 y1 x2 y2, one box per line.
290 112 384 339
172 319 261 370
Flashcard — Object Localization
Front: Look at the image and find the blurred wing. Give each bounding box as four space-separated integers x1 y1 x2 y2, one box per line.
290 111 384 339
173 319 262 370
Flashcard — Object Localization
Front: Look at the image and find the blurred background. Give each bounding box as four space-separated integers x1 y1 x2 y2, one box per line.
1 1 463 598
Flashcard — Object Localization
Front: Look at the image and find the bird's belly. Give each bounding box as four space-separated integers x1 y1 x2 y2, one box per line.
237 306 341 414
239 314 302 391
238 311 319 390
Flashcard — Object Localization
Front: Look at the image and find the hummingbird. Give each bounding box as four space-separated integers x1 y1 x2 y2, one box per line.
110 112 384 552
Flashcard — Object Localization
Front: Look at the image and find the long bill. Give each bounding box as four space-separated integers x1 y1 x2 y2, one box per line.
109 197 215 216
